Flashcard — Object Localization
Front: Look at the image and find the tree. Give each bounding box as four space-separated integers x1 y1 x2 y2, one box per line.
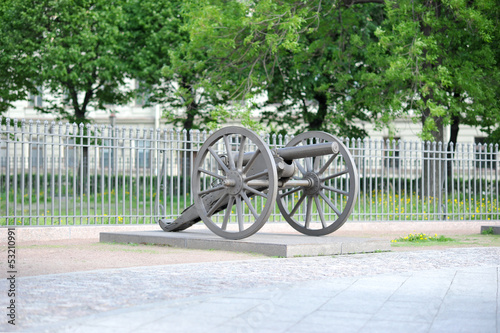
373 0 499 143
123 0 237 180
184 0 499 202
1 0 135 124
0 0 139 193
124 0 235 134
0 0 40 113
183 0 389 137
370 0 500 197
261 3 385 137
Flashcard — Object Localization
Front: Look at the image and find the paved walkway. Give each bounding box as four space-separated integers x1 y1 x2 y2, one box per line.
2 247 500 333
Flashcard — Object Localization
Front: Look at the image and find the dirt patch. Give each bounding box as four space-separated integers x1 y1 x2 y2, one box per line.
0 239 266 277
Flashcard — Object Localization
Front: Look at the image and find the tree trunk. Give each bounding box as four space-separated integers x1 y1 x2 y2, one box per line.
446 114 460 191
420 9 446 203
308 93 328 131
180 78 198 190
73 99 88 195
421 97 446 201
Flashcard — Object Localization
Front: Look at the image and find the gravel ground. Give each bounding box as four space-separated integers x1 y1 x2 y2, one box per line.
2 229 499 277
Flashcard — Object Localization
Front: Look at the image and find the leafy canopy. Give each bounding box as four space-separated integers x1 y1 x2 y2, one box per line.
1 0 134 123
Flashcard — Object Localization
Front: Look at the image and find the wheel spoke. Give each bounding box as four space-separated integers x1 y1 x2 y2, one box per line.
221 195 234 230
305 157 313 172
321 169 349 182
237 136 247 170
314 195 327 228
295 160 307 175
207 192 228 216
319 191 342 216
235 195 244 231
245 169 268 182
223 135 236 170
305 196 313 228
243 185 268 198
290 193 306 217
301 140 312 172
279 186 301 198
243 149 261 174
241 192 259 219
322 185 349 196
198 168 225 180
208 147 230 174
199 185 224 196
317 153 338 175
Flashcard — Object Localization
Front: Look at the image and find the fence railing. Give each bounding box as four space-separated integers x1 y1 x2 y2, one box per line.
1 118 499 227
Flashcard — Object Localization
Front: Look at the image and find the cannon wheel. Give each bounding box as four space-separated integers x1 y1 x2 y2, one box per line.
277 132 359 236
192 127 278 240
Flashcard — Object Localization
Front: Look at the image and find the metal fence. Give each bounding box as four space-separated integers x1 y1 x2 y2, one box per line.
1 118 499 227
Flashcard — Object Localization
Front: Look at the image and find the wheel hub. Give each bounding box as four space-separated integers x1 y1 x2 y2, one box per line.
303 172 321 195
224 170 244 195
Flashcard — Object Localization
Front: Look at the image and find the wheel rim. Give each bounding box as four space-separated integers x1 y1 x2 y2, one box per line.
192 127 278 240
277 131 359 236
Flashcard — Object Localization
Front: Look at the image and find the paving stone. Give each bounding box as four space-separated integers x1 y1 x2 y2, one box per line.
429 318 497 333
359 320 431 333
372 300 440 323
288 311 371 333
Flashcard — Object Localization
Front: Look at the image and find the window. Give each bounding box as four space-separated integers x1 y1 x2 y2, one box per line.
31 140 44 167
383 137 400 169
66 139 77 168
135 80 150 106
101 139 114 169
29 87 43 107
475 137 496 169
0 140 6 167
136 140 151 168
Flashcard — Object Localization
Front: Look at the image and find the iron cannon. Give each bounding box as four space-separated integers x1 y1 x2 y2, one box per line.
156 126 359 240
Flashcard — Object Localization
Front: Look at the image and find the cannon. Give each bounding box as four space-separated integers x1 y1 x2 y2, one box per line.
156 126 359 240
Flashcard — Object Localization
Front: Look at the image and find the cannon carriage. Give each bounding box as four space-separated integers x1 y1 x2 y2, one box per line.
157 126 359 240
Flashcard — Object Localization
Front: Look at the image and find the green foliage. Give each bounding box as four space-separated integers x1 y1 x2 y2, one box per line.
261 3 386 137
0 0 136 123
0 0 39 112
2 0 498 141
481 227 494 235
207 105 264 132
184 1 387 137
124 0 223 132
370 0 500 142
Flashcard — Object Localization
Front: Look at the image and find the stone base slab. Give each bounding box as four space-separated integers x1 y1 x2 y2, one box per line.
481 226 500 235
99 230 390 258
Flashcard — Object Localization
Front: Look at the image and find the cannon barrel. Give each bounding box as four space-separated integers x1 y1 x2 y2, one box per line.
276 141 339 160
233 141 339 165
